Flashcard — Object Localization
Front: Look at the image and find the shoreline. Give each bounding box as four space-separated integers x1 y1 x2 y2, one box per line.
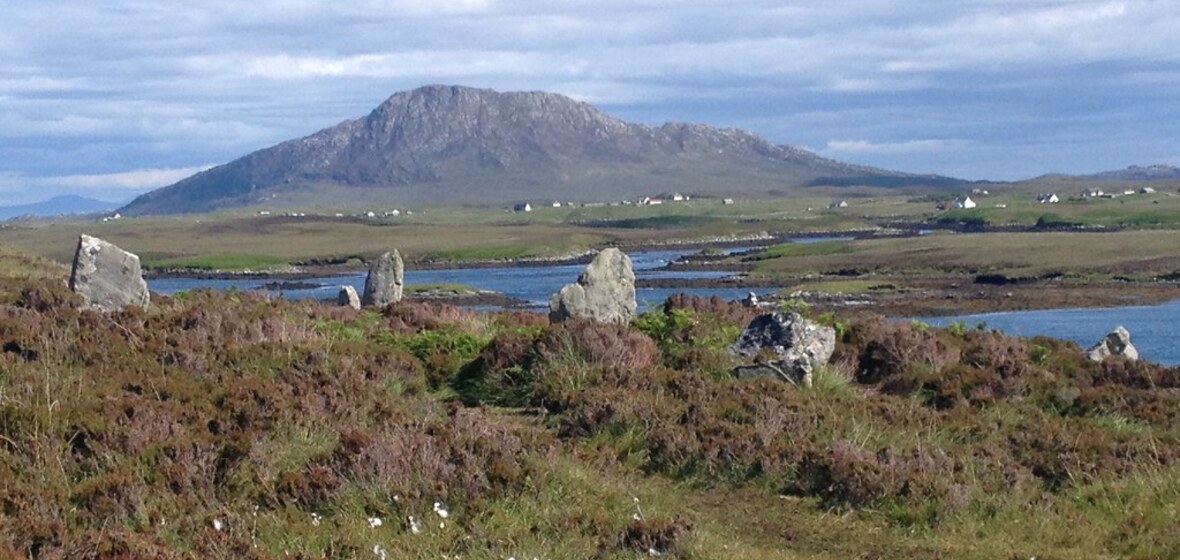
143 229 1180 317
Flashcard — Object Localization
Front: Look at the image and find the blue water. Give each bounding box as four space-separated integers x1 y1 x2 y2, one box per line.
148 245 1180 365
149 248 755 312
921 300 1180 365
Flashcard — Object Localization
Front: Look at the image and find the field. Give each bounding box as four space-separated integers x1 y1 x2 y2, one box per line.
1 249 1178 558
742 230 1180 279
3 186 1180 557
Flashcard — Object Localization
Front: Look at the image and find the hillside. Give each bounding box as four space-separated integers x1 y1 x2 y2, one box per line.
1032 164 1180 182
0 195 116 221
119 85 960 215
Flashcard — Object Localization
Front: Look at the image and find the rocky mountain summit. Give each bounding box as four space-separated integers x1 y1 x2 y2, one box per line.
120 85 959 215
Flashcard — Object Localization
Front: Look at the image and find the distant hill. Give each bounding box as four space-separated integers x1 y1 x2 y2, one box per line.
0 195 116 221
119 85 962 215
1034 164 1180 182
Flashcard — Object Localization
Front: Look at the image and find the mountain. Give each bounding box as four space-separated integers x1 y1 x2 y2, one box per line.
120 85 962 215
0 195 117 221
1034 164 1180 182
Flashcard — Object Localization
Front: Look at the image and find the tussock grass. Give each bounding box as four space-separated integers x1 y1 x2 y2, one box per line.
1 275 1178 557
746 230 1180 278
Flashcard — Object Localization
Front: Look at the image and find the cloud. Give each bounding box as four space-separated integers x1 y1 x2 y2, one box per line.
0 166 213 204
824 139 971 155
2 0 1180 200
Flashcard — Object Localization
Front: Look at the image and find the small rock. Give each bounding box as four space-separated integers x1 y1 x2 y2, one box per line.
729 311 836 386
741 292 759 307
337 285 361 310
549 248 636 324
1087 326 1139 362
68 234 150 311
362 250 404 307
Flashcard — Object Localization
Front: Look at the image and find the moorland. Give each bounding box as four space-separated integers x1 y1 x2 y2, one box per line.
2 183 1180 558
4 186 1180 314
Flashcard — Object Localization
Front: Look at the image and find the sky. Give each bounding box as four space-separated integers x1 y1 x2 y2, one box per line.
2 0 1179 205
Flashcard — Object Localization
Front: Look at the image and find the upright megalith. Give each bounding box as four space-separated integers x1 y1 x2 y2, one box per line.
337 285 361 310
1087 326 1139 362
361 250 404 307
728 311 835 387
68 234 150 311
549 248 636 324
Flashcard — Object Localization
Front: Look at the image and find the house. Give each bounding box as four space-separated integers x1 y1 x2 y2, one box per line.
971 188 990 196
640 197 663 206
722 198 735 205
1141 186 1156 194
552 201 562 208
513 203 532 212
1036 193 1059 204
671 193 685 201
954 196 977 209
828 200 848 209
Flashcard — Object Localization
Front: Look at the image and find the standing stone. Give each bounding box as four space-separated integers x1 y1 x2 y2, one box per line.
361 250 404 307
548 248 636 324
1087 326 1139 362
68 234 150 311
337 285 361 310
728 311 835 387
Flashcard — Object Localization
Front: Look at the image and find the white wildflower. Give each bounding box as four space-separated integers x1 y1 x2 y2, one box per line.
647 548 661 556
433 501 449 519
407 515 422 535
310 513 322 527
212 518 224 531
368 516 383 529
372 544 388 560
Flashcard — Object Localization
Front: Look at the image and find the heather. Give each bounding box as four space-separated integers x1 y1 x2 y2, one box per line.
1 261 1178 557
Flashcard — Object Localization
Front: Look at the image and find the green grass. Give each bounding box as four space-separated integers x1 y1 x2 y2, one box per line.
744 230 1180 279
753 240 856 259
418 243 566 262
403 282 480 295
144 252 292 271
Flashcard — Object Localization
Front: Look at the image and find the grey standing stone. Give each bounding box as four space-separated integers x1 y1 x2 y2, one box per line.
1087 326 1139 362
548 248 636 324
728 311 835 387
68 234 150 311
361 250 404 307
337 285 361 310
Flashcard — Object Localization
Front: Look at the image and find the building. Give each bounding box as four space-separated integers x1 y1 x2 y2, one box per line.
513 203 532 212
954 196 977 209
1036 193 1059 204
